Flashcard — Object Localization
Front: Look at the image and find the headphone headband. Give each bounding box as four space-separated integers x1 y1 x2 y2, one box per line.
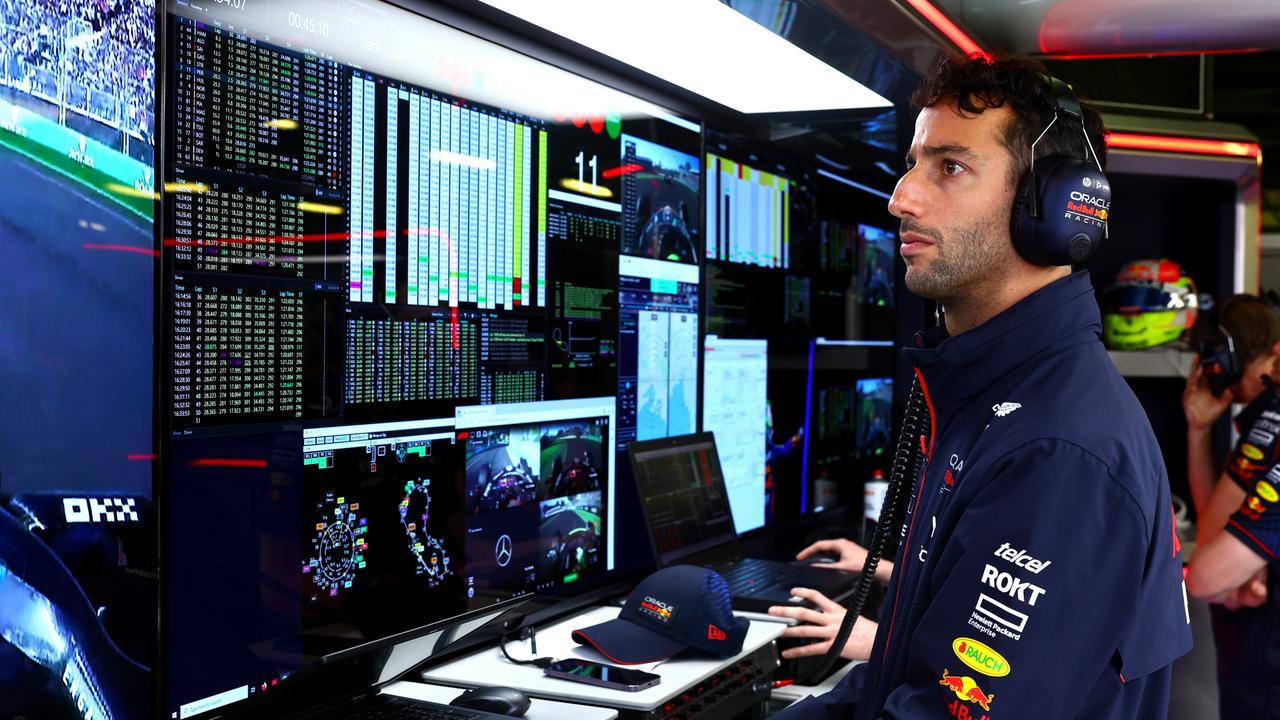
1045 76 1082 122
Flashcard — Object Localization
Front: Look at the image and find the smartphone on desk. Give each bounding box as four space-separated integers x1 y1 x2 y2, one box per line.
543 658 661 692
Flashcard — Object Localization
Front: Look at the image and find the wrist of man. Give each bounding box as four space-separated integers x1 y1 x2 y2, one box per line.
1187 423 1215 439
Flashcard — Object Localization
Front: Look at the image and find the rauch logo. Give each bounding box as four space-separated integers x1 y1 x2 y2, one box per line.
952 637 1011 677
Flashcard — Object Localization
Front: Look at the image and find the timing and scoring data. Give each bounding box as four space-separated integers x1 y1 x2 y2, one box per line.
705 153 791 269
702 336 768 534
161 1 688 718
617 256 700 448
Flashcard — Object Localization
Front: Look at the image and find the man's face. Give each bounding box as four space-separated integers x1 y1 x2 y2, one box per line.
888 101 1021 301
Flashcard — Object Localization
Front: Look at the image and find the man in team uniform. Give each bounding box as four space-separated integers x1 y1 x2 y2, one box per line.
770 53 1192 719
1184 294 1280 717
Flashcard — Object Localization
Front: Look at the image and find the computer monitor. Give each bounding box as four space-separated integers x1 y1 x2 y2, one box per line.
616 255 701 448
858 224 896 308
619 117 702 265
456 398 616 598
160 0 661 715
0 2 156 718
705 151 792 268
802 339 896 514
702 336 769 534
856 377 894 459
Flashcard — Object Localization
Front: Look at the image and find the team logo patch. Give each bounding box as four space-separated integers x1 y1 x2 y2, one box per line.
939 669 996 711
1241 443 1266 461
638 596 675 624
1257 480 1280 504
991 402 1021 418
952 637 1011 677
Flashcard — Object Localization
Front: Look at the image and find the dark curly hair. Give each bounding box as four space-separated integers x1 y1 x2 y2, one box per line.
1194 294 1280 364
912 53 1107 187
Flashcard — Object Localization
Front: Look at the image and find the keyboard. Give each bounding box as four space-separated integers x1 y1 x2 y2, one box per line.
720 559 799 594
347 697 482 720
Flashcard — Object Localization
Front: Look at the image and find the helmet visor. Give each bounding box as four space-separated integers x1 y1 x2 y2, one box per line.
1102 285 1187 314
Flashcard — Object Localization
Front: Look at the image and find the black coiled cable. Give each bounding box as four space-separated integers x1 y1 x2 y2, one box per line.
799 373 929 684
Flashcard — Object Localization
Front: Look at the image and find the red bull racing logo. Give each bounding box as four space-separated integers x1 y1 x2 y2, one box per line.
639 596 674 624
940 668 995 711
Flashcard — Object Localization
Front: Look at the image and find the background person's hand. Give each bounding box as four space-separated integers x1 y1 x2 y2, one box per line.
767 587 876 661
1225 566 1268 609
1184 362 1233 433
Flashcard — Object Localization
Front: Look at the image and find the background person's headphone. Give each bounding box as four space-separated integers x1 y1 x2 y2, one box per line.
1009 76 1111 266
1199 295 1254 396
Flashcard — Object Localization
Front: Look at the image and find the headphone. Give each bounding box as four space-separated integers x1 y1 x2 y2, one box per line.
1010 76 1111 267
1198 295 1261 396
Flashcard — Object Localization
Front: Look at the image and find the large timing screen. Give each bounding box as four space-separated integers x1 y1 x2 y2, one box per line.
162 1 685 717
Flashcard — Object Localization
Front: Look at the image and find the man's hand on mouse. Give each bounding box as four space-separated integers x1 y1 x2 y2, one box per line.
767 587 876 661
796 538 894 584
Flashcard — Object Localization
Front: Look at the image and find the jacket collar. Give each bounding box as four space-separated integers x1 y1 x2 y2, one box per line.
901 270 1102 426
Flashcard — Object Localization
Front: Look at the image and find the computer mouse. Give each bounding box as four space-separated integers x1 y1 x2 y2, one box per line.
805 553 840 565
449 686 532 717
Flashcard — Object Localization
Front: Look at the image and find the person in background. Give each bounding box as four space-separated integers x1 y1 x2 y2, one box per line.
1183 294 1280 718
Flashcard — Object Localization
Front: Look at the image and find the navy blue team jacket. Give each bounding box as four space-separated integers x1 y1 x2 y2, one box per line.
776 271 1192 720
1211 384 1280 718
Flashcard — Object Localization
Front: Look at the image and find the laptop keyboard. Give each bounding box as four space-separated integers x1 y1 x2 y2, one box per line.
721 559 799 593
349 697 481 720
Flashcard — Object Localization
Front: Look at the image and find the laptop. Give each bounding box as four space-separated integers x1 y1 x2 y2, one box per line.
628 433 857 612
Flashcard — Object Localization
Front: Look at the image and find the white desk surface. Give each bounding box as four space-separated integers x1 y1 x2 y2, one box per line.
421 605 786 711
382 680 618 720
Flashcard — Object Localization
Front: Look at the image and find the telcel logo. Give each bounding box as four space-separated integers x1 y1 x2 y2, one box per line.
952 637 1011 677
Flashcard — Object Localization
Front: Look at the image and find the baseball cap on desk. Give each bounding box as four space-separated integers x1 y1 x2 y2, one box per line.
571 565 750 665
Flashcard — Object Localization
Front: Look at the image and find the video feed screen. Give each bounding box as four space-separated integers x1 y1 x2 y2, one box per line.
619 119 702 264
858 224 896 308
856 378 894 459
463 411 610 597
0 2 156 719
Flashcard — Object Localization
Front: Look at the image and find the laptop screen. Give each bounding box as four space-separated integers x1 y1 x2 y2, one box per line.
629 433 737 566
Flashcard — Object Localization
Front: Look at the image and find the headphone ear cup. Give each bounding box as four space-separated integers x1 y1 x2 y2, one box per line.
1012 156 1109 266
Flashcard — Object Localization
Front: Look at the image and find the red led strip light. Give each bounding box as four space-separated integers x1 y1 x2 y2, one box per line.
1106 132 1261 160
903 0 989 59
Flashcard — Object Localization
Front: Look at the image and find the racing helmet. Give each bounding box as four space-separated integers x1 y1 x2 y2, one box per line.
1101 259 1200 351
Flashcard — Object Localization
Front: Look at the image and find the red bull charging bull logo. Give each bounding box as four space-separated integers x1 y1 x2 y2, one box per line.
939 669 995 711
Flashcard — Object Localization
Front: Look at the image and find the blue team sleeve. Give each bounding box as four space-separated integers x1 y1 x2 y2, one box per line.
1227 395 1280 494
878 439 1190 720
